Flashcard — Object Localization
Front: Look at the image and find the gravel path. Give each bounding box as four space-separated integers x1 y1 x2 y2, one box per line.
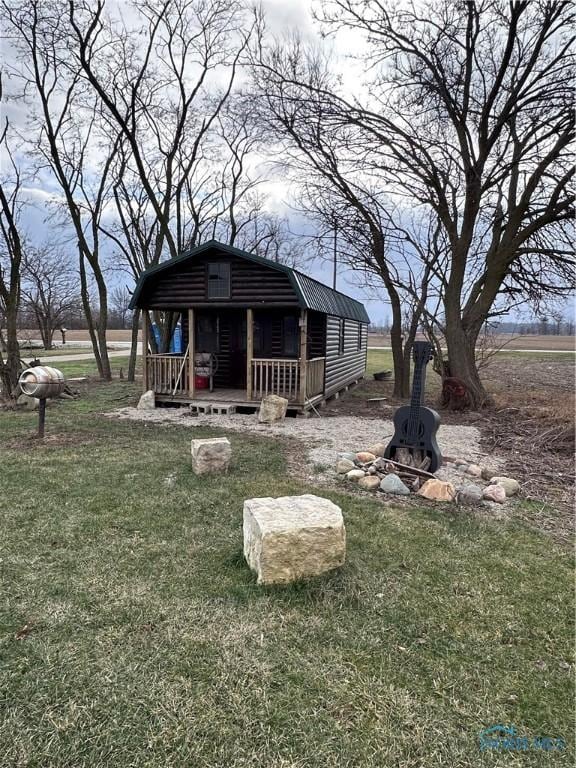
109 407 503 481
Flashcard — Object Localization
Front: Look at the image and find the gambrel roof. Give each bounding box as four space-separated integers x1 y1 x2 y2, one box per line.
129 240 370 323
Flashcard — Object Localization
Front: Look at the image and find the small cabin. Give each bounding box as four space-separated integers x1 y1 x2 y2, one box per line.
130 240 370 413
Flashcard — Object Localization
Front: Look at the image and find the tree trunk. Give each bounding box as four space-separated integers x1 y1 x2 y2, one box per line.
78 253 111 380
444 322 491 408
0 297 20 400
389 294 410 398
127 308 140 382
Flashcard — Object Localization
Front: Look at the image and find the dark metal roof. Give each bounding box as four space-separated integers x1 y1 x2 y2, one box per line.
130 240 370 323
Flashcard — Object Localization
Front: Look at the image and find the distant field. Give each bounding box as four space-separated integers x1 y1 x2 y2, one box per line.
367 333 575 351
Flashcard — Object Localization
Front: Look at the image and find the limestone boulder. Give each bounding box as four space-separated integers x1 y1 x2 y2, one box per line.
258 394 288 424
366 442 387 458
191 437 231 475
489 476 520 497
417 478 456 502
137 390 156 410
346 469 366 481
243 494 346 585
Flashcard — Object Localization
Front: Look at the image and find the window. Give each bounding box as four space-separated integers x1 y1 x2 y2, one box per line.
357 322 362 351
338 318 345 355
253 313 299 358
207 262 230 299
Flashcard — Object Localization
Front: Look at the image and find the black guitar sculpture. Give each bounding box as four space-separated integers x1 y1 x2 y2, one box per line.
384 341 442 472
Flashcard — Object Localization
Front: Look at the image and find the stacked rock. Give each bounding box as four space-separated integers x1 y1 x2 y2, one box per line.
335 446 520 505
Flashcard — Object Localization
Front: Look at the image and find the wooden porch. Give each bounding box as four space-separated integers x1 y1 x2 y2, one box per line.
144 352 326 407
142 307 327 409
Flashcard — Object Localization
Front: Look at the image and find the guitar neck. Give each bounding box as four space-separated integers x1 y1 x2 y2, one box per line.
409 361 427 417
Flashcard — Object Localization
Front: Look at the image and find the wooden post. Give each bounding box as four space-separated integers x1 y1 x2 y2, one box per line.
142 310 148 392
188 308 195 400
38 398 46 439
299 309 308 404
246 308 253 400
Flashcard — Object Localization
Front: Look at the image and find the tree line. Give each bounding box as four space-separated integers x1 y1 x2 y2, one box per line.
1 0 573 406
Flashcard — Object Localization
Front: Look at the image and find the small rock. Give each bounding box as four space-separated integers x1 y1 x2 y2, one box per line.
481 467 499 481
379 474 410 495
483 484 506 503
457 483 483 504
338 452 358 463
358 476 381 491
336 458 355 474
346 469 366 481
455 459 469 467
417 478 456 502
466 464 482 477
366 443 387 458
489 476 520 497
137 390 155 410
356 451 376 464
367 466 378 475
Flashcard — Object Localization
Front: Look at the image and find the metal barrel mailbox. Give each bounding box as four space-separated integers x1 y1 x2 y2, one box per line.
19 366 66 399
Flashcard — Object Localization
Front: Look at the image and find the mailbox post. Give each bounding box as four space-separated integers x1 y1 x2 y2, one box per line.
18 366 66 439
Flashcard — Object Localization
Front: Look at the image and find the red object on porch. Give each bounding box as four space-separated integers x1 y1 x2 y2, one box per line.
195 374 209 389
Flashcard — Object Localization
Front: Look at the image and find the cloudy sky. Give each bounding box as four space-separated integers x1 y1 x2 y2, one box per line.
2 0 568 326
1 0 397 322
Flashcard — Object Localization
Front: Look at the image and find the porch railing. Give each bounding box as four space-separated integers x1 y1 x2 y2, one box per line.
146 354 189 396
251 358 300 401
306 357 325 398
146 353 326 403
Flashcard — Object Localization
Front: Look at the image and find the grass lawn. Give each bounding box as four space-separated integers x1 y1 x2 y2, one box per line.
19 347 98 358
0 383 573 767
46 357 133 379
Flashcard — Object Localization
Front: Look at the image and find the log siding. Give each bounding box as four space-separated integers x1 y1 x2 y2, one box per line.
324 317 367 396
134 241 369 406
140 252 299 310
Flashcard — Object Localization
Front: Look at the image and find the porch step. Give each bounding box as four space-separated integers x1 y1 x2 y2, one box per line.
211 403 237 415
189 402 213 415
189 401 238 415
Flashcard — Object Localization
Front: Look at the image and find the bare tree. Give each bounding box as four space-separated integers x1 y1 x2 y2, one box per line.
54 0 270 380
255 0 575 407
2 0 119 379
20 246 80 348
250 45 432 396
108 285 132 330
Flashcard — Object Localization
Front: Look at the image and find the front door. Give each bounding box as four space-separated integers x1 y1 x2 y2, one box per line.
195 310 246 389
